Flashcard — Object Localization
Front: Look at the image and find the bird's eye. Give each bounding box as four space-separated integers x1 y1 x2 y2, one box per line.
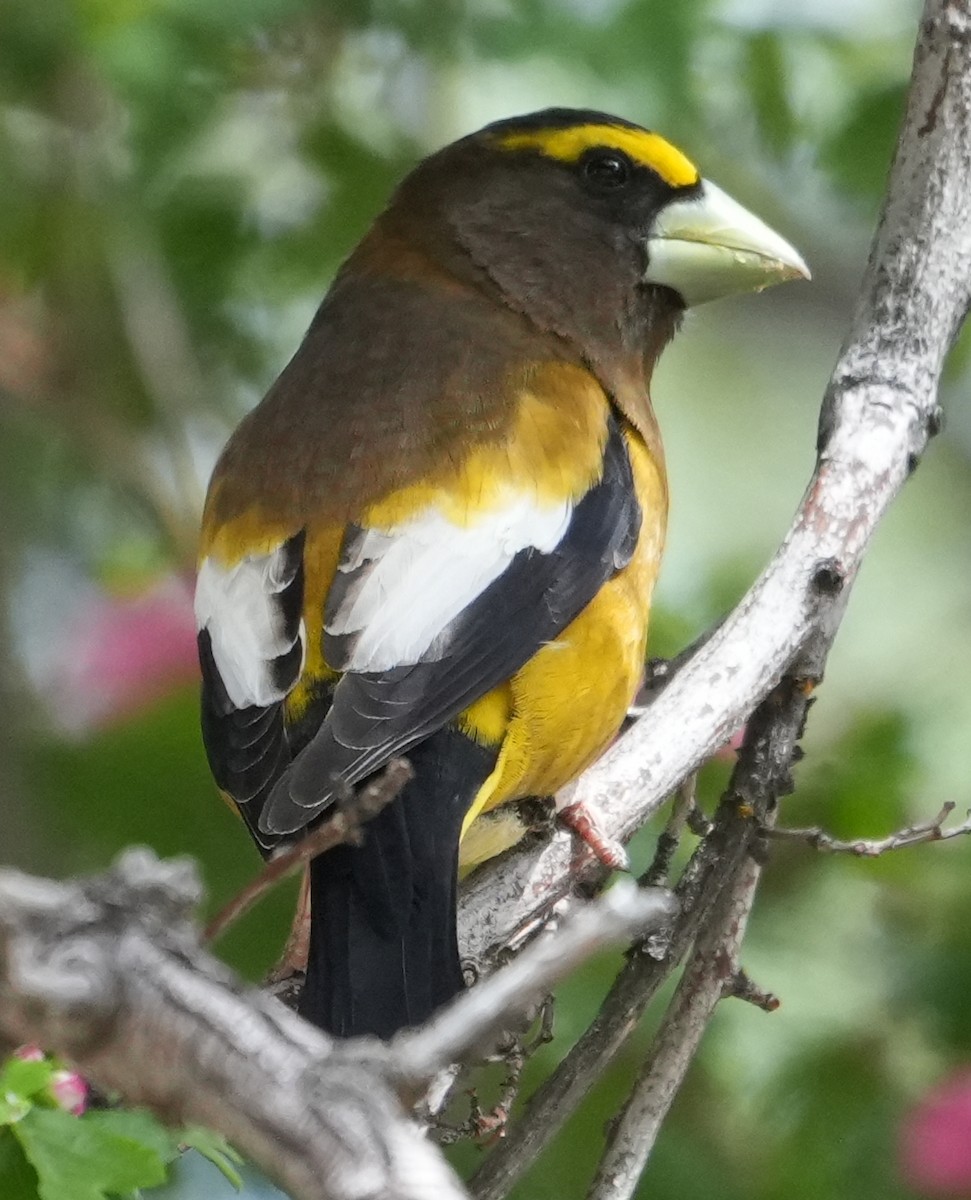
582 150 632 191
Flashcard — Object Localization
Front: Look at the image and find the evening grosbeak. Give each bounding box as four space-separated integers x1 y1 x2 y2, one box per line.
195 108 808 1039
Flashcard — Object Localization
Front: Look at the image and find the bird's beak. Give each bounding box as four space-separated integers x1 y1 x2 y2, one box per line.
643 179 810 307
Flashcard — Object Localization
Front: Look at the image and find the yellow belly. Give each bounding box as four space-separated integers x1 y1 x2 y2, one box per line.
459 429 666 844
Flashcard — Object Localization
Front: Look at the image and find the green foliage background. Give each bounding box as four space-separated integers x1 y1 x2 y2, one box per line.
3 0 970 1197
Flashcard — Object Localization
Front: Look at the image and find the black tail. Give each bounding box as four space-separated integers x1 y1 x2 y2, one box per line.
299 727 496 1039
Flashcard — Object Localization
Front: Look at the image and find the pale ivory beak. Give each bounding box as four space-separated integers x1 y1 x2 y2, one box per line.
643 179 810 306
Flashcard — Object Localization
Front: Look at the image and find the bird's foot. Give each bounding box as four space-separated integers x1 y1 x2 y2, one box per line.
557 800 629 871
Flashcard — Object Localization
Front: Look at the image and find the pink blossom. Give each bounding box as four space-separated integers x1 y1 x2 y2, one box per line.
900 1069 971 1195
48 1069 89 1116
13 1046 89 1116
54 575 198 731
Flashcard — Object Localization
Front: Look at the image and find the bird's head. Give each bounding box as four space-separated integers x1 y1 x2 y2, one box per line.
370 107 808 372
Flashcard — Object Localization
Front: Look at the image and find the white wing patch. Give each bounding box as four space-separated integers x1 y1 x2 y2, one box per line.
195 546 305 709
326 494 573 673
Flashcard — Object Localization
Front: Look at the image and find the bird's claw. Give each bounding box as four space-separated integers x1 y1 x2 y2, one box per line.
557 800 630 871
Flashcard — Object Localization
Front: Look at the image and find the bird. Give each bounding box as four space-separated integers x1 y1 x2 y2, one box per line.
194 107 808 1040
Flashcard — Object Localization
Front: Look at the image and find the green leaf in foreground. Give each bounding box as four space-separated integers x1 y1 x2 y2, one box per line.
0 1059 56 1125
0 1128 39 1200
13 1106 168 1200
179 1125 244 1189
83 1108 174 1162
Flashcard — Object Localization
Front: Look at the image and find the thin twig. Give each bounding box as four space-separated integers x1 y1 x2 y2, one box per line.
767 801 971 856
434 1048 528 1147
643 773 700 887
393 881 678 1093
588 855 763 1200
724 969 781 1013
429 999 556 1145
586 672 811 1200
204 759 412 944
468 779 759 1200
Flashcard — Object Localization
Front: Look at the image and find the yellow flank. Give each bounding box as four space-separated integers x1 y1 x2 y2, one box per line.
458 806 532 876
456 685 512 746
362 362 610 529
459 427 667 839
495 123 699 189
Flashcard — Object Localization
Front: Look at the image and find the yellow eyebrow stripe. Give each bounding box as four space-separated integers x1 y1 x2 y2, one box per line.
494 123 699 189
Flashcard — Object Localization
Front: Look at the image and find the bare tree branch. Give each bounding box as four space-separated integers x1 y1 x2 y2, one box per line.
0 850 675 1200
586 669 814 1200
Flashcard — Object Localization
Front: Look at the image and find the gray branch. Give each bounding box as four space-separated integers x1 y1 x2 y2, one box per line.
586 664 814 1200
587 858 762 1200
0 850 674 1200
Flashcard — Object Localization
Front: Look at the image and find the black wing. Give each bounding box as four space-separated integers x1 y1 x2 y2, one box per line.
259 413 640 837
197 530 306 852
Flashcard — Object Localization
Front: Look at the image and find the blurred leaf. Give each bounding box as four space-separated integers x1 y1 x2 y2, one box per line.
646 1096 749 1200
0 1 79 103
792 710 915 844
82 1108 174 1163
179 1126 244 1189
154 177 263 359
907 869 971 1055
644 600 699 662
0 1059 55 1117
758 1039 909 1200
744 31 797 157
820 82 906 205
295 122 414 274
13 1106 167 1200
943 313 971 385
0 1129 38 1200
